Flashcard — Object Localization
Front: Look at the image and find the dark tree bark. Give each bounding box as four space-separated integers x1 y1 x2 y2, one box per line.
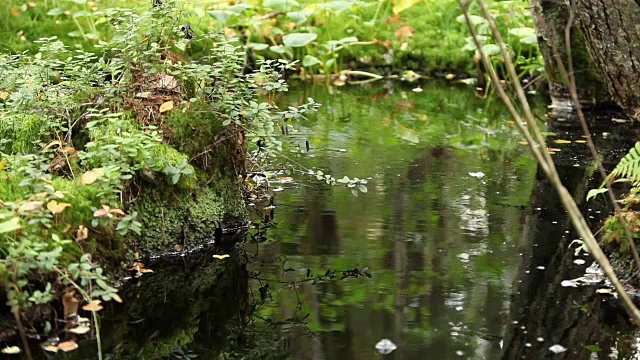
576 0 640 119
530 0 640 120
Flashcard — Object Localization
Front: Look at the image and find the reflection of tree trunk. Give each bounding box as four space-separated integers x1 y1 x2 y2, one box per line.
501 116 638 359
392 176 409 360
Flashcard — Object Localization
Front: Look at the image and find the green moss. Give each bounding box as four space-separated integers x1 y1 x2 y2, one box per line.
0 113 55 153
133 176 245 253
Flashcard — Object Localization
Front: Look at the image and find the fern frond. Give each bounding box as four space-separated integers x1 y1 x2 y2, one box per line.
608 142 640 186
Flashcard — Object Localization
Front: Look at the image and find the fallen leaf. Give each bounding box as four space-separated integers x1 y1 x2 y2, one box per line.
48 200 71 215
57 340 79 352
112 293 123 303
82 300 103 312
394 24 414 41
43 140 62 150
42 345 58 353
18 201 44 212
159 101 174 113
68 325 91 335
575 140 587 144
1 346 20 354
10 8 20 17
445 73 455 80
554 139 572 144
547 148 561 153
386 13 400 24
76 226 88 241
63 290 78 318
156 74 178 90
0 91 8 100
213 254 230 259
518 141 529 145
80 169 104 185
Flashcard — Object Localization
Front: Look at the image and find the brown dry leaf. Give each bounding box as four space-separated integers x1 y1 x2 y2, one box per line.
159 101 174 113
213 254 230 260
394 24 414 41
18 201 44 212
48 200 71 215
82 300 103 312
386 13 400 24
68 325 91 335
224 26 237 39
76 226 89 241
57 340 79 352
0 91 8 100
109 208 126 216
10 8 20 16
43 140 62 150
62 146 76 154
63 290 78 318
156 74 178 90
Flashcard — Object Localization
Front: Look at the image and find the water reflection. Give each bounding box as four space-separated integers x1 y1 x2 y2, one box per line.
248 81 539 359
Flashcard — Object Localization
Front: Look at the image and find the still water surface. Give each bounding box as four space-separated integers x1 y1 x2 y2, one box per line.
59 82 640 359
247 81 537 359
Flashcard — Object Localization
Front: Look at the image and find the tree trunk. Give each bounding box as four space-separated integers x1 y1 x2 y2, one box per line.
530 0 640 120
576 0 640 119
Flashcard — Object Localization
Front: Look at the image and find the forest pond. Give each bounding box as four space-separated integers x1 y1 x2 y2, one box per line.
62 82 640 359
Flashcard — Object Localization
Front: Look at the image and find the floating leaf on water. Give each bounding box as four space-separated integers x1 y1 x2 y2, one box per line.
554 139 572 144
468 172 485 178
69 325 91 334
213 254 230 260
159 101 174 113
375 339 397 355
548 344 567 354
57 340 79 352
1 346 20 354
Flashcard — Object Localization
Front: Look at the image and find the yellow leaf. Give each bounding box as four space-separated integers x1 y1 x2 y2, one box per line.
57 340 79 352
80 169 104 185
518 141 529 145
554 139 572 144
392 0 419 14
68 325 91 335
1 346 20 354
18 201 44 212
10 8 20 17
47 200 71 215
0 91 8 101
43 140 62 150
112 293 123 303
82 300 103 312
575 140 587 144
159 101 174 113
213 254 230 260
